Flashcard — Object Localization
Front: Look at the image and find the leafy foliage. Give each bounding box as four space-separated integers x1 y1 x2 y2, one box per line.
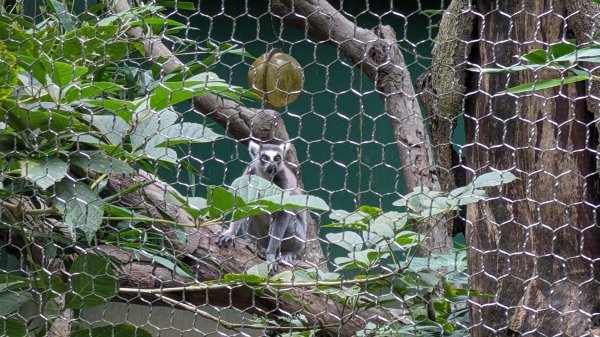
471 41 599 94
0 3 321 336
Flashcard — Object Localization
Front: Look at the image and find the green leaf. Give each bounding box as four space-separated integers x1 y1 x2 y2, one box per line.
132 147 178 164
71 323 152 337
520 49 547 64
82 99 135 121
82 115 129 146
469 65 543 74
394 231 421 248
472 171 518 188
448 186 488 206
47 0 76 31
20 157 68 190
326 232 364 252
150 255 194 279
369 216 395 239
230 175 284 202
0 291 32 315
223 272 265 284
0 22 34 56
206 186 245 217
0 318 27 337
0 275 29 292
62 82 124 102
156 0 196 10
329 209 370 224
259 194 329 211
550 42 577 60
246 262 270 279
70 152 133 175
65 254 117 309
130 109 179 150
3 101 88 133
553 47 600 62
18 55 88 88
54 25 131 64
0 47 17 101
506 75 589 94
54 180 104 243
148 80 213 111
145 122 223 148
422 9 443 15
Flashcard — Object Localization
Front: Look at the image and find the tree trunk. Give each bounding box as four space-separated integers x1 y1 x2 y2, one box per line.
466 1 600 336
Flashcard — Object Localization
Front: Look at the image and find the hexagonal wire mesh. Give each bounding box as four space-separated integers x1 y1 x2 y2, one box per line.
1 0 599 336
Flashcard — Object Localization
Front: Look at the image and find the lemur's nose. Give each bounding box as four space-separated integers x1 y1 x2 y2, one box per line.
266 164 276 174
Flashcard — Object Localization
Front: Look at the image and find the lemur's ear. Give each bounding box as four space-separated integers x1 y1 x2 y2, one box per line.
279 142 290 156
248 141 260 159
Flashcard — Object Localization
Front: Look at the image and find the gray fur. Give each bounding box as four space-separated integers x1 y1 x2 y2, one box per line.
216 141 308 272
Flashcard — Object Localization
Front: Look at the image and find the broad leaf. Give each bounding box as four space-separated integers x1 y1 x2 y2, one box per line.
326 232 364 252
230 175 284 202
65 254 117 309
0 21 34 56
54 25 131 64
472 171 518 188
70 152 133 175
20 157 68 190
132 147 178 164
63 82 124 102
130 109 179 150
0 318 27 337
520 49 547 64
0 291 32 315
83 115 129 146
54 180 104 243
0 46 17 101
259 194 329 211
145 122 222 148
553 47 600 62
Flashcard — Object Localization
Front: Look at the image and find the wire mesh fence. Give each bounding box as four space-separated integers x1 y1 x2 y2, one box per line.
0 0 599 336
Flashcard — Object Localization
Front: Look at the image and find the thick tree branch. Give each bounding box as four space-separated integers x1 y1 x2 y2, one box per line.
271 0 451 254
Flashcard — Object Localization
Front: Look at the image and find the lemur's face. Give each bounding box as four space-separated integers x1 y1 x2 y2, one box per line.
258 149 284 174
249 141 287 175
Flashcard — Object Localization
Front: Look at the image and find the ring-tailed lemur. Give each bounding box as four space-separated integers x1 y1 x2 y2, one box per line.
216 141 308 272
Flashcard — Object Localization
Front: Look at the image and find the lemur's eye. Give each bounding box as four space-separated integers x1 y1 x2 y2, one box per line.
274 155 281 162
260 155 269 161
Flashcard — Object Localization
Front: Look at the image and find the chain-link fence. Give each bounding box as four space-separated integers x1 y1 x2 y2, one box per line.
1 0 599 336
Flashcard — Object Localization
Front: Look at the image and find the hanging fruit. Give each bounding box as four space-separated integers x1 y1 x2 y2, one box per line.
248 49 303 108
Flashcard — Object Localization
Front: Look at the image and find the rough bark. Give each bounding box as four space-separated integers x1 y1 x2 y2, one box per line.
416 0 474 236
565 0 600 174
419 0 473 192
271 0 451 255
465 1 600 336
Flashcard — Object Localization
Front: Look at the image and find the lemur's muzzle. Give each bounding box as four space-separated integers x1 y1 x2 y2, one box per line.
266 164 277 174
